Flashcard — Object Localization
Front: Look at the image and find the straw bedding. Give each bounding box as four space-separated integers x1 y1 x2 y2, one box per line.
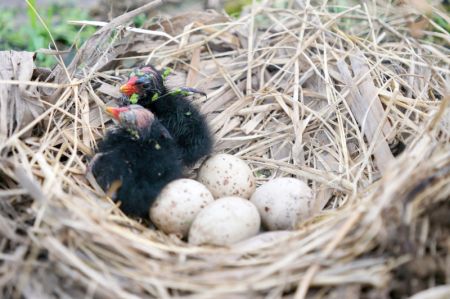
0 0 449 298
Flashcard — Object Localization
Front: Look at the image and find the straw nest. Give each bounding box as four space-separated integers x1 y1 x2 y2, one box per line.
1 0 449 298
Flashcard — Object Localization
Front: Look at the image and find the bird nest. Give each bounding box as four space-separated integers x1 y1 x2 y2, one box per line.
1 0 449 298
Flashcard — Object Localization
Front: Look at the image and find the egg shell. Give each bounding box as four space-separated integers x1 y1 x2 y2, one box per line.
150 179 214 238
188 196 261 246
250 178 313 230
197 154 255 199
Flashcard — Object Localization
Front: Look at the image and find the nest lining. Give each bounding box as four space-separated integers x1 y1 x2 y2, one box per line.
0 0 449 298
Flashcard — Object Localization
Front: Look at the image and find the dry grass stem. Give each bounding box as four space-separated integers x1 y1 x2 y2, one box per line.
0 0 449 298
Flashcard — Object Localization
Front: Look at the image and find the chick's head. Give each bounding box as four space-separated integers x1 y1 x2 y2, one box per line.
120 65 166 103
106 105 155 133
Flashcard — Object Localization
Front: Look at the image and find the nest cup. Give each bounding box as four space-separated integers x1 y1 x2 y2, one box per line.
1 1 450 298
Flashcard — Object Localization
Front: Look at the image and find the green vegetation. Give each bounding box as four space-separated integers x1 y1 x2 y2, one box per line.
0 1 96 67
433 15 450 33
224 0 253 16
133 13 147 28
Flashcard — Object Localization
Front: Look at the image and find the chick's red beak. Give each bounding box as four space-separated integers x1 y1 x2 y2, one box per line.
119 83 136 96
105 106 127 120
119 76 138 96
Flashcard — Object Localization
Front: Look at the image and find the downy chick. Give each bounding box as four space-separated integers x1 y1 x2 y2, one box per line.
119 65 213 167
90 105 183 217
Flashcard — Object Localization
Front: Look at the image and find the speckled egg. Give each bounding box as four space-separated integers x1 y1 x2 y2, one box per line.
188 197 261 246
150 179 214 238
250 178 314 230
197 154 255 199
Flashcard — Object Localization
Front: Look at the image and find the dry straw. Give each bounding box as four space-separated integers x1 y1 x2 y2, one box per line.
0 0 449 298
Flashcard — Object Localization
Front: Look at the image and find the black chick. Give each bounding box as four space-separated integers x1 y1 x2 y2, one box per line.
90 105 183 217
119 65 213 166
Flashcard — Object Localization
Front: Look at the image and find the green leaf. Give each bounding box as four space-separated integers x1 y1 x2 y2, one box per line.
170 88 190 96
27 0 37 30
133 14 146 28
129 94 139 104
162 67 172 80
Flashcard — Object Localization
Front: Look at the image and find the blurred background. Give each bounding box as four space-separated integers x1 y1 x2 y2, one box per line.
0 0 448 67
0 0 252 67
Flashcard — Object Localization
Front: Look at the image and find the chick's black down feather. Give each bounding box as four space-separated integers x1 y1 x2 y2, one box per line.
91 114 183 217
120 65 213 166
149 93 212 166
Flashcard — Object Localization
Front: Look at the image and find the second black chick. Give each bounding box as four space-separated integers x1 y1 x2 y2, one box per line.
90 105 183 217
119 65 213 167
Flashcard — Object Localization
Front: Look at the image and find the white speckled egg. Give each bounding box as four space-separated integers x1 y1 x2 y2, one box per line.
250 178 313 230
188 197 260 246
197 154 255 199
150 179 214 238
